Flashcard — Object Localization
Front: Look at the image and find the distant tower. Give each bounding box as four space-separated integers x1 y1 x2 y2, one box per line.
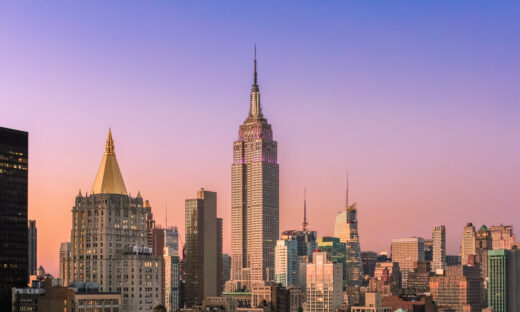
228 48 279 290
333 173 363 287
432 225 446 272
461 222 477 265
27 220 37 276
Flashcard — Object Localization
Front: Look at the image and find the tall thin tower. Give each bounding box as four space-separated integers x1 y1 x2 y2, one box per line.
228 48 279 290
303 189 308 231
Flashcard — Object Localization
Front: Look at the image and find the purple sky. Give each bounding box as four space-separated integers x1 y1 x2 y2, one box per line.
0 1 519 275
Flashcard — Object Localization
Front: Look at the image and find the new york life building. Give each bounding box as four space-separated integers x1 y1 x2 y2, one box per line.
61 130 162 311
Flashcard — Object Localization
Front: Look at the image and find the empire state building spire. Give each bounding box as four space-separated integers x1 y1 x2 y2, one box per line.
249 45 263 119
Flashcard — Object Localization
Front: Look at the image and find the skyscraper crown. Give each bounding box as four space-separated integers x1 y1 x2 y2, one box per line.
248 46 263 119
91 129 128 195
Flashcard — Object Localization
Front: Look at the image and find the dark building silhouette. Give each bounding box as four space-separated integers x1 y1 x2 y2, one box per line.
0 126 28 310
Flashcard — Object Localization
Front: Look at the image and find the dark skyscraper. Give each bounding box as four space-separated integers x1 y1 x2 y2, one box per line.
0 126 28 310
28 219 37 275
185 188 222 306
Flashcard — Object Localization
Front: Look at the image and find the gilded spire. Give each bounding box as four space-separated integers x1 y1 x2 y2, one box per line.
91 129 128 195
248 45 263 119
105 128 115 155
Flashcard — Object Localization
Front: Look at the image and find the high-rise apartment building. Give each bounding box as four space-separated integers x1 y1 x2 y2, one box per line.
28 219 37 276
275 238 299 287
229 51 279 290
429 265 481 312
303 252 343 312
185 188 222 306
432 225 446 272
487 248 520 312
333 180 363 287
59 242 71 286
164 243 180 311
489 225 515 250
391 237 424 288
0 126 28 310
66 130 162 312
461 222 477 265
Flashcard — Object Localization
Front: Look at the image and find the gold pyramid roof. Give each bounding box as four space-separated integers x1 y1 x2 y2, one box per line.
91 129 128 195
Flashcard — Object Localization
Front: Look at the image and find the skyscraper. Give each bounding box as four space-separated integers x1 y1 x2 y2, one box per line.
476 225 492 308
275 238 299 287
0 126 28 311
461 222 477 265
391 237 425 288
164 237 181 312
67 130 162 311
185 188 222 306
487 248 520 312
229 50 279 290
432 225 446 272
333 176 363 287
28 219 37 276
487 249 508 312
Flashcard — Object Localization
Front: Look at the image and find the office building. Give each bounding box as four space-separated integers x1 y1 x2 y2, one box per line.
461 223 477 265
185 188 222 306
333 178 363 287
361 251 378 278
487 248 520 312
228 51 279 290
222 254 232 284
303 252 343 312
429 265 481 312
275 238 299 287
66 130 162 311
391 237 424 288
0 126 28 310
432 225 446 272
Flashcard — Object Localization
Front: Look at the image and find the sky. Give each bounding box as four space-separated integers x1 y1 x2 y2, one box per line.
0 1 519 276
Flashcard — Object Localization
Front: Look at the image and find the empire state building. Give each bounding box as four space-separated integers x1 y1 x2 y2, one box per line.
228 51 279 290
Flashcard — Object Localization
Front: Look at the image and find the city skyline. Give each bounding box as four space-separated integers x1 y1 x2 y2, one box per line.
1 1 519 277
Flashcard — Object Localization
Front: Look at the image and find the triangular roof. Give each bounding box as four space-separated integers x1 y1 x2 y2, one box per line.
91 129 128 195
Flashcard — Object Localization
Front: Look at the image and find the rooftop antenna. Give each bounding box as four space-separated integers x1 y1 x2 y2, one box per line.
346 170 349 210
303 188 308 231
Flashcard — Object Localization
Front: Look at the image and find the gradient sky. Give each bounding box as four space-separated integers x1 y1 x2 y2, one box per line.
1 1 519 276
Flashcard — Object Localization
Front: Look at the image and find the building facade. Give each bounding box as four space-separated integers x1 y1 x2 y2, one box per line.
185 188 222 306
0 126 28 311
489 225 515 250
303 252 343 312
229 53 279 290
432 225 446 272
487 249 508 312
391 237 424 288
429 265 481 312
